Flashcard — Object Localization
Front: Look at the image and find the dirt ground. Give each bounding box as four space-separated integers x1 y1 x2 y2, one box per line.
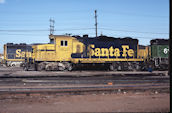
0 92 169 112
0 66 170 112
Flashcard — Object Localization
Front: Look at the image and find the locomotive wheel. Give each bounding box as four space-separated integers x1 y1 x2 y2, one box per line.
109 65 114 71
37 64 44 71
37 65 42 71
67 64 73 71
36 62 47 71
11 64 15 67
117 65 122 71
109 63 118 71
23 63 29 71
45 66 52 71
23 66 28 71
63 62 73 71
134 64 140 71
58 66 65 71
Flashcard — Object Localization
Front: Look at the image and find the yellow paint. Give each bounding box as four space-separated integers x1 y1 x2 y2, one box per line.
72 39 84 53
33 35 84 62
138 46 149 61
3 44 7 61
16 49 31 58
33 44 56 61
114 48 120 57
71 58 144 63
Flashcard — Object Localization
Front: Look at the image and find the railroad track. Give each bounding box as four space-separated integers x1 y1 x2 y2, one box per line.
0 74 169 95
0 75 169 85
0 84 169 95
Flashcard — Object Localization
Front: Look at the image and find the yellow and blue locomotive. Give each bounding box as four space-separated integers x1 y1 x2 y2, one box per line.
23 35 150 71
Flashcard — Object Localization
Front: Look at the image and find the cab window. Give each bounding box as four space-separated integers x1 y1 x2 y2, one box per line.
61 40 68 46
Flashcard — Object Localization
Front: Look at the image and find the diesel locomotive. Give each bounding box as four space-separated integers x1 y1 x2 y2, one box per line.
3 43 32 67
20 34 169 71
149 39 169 70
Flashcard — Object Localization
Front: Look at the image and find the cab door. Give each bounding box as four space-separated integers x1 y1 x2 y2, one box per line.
55 38 73 61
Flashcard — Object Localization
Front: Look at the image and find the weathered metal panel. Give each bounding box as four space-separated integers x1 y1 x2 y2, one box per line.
72 36 138 59
151 45 169 58
138 46 149 60
157 45 169 58
4 43 32 60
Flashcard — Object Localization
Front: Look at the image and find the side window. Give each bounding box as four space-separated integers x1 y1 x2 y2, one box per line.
61 41 63 46
60 40 68 47
65 41 68 46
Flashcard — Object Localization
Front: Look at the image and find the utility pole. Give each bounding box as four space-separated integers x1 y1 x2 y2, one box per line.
49 18 55 35
95 10 98 38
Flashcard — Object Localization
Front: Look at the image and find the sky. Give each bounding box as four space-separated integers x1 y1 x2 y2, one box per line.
0 0 169 53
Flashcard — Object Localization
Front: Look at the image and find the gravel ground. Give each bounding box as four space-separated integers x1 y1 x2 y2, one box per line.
0 92 169 112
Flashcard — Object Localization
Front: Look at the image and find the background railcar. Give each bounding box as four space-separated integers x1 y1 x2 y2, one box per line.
3 43 32 67
150 39 169 70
